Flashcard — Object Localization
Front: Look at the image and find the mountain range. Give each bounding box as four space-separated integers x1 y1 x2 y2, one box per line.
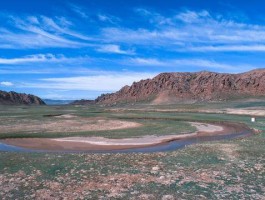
95 69 265 105
1 69 265 105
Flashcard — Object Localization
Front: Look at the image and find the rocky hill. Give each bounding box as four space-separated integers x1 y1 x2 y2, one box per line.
96 69 265 104
0 90 46 105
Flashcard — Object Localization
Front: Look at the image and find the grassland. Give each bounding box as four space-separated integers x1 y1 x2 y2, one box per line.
0 105 196 139
0 99 264 199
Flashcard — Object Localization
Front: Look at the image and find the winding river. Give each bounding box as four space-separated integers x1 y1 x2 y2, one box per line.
0 122 253 153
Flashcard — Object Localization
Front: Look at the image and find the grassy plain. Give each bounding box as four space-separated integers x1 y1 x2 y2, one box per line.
0 98 264 199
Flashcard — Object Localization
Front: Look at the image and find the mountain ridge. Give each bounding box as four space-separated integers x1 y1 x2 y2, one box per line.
0 90 46 105
95 69 265 105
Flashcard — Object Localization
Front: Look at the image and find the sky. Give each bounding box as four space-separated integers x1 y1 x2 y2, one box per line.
0 0 265 100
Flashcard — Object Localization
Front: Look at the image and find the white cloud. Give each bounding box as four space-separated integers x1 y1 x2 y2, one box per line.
69 3 89 18
0 81 13 86
39 16 93 41
135 8 152 16
188 45 265 52
97 14 120 24
97 44 134 54
27 16 39 24
130 58 168 66
19 72 156 91
0 54 81 65
134 8 174 26
0 30 84 49
1 9 265 53
127 57 252 71
0 14 93 49
175 10 210 23
0 66 100 75
98 14 108 21
101 10 265 52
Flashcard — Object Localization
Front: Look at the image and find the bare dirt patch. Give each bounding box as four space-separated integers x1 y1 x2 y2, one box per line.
108 107 265 117
52 133 197 146
54 114 77 119
190 122 224 133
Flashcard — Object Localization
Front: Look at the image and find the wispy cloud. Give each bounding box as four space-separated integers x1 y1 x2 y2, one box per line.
69 3 89 18
187 45 265 52
39 16 93 41
97 44 134 54
0 54 87 65
0 81 13 86
20 72 156 91
0 66 100 75
127 57 253 72
1 8 265 53
130 58 167 66
174 10 210 23
0 14 93 49
134 8 174 25
97 14 120 24
102 9 265 52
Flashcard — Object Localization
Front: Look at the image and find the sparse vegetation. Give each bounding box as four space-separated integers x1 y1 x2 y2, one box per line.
0 99 264 199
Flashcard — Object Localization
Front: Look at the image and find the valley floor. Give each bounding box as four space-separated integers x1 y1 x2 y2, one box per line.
0 99 264 199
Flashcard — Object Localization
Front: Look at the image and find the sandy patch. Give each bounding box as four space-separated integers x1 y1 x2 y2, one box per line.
225 108 265 116
108 107 265 116
0 117 141 134
190 122 224 133
52 133 198 146
54 114 77 119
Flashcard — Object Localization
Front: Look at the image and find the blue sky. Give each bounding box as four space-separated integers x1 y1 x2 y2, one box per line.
0 0 265 99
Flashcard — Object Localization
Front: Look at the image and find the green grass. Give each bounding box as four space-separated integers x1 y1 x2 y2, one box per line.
0 119 196 139
0 100 264 199
0 132 264 199
1 104 264 139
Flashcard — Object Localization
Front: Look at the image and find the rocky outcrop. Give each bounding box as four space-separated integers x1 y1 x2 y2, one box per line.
0 90 46 105
96 69 265 104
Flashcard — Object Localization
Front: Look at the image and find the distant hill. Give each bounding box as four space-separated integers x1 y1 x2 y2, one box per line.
0 90 46 105
70 99 95 105
95 69 265 105
43 99 74 105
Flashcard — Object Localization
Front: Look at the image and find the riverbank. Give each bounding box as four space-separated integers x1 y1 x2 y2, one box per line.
1 122 252 152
